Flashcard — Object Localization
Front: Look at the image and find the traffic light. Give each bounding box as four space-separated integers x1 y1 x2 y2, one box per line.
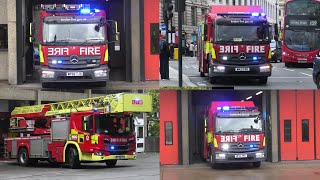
175 0 186 12
167 3 174 20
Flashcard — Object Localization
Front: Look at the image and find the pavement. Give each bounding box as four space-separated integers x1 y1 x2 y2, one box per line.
165 57 317 89
0 153 160 180
161 161 320 180
160 66 197 88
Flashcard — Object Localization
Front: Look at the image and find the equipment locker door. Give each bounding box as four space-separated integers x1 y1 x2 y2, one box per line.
135 125 144 153
280 90 315 160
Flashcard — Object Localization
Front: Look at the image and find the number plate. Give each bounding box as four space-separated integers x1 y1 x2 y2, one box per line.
116 156 126 160
297 58 307 63
235 68 250 72
235 154 247 158
66 72 83 76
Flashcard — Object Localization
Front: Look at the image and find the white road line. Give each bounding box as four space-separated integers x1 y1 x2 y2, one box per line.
300 72 312 77
197 82 207 86
193 65 198 68
269 77 310 78
185 65 189 69
283 68 295 72
308 68 313 71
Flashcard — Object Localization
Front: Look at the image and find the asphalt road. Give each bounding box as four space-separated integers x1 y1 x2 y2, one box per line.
161 161 320 180
170 57 317 89
0 153 159 180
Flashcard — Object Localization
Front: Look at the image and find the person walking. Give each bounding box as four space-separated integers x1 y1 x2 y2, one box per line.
189 42 194 57
194 43 198 57
159 35 170 80
185 42 190 56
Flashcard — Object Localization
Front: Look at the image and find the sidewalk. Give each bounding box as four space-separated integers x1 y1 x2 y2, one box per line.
160 67 197 87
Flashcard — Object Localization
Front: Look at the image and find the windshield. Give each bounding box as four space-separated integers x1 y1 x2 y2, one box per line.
284 30 320 51
43 23 106 44
215 117 263 133
215 25 269 42
95 115 133 136
286 0 320 16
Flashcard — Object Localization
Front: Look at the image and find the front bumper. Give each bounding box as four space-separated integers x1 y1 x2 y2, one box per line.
40 65 109 83
209 63 272 78
213 150 266 163
81 153 136 162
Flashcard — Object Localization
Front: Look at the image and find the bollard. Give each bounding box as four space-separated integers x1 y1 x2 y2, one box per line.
174 48 179 60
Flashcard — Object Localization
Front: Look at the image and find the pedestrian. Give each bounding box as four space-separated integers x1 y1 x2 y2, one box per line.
189 42 194 57
185 42 190 56
194 43 198 57
159 34 170 80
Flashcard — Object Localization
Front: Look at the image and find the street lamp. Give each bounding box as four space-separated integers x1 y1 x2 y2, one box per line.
275 1 278 25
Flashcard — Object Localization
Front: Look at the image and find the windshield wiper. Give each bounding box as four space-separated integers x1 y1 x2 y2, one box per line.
221 130 239 133
239 128 261 133
79 39 104 46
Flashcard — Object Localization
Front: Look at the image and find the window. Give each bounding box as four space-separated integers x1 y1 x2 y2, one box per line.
279 9 282 16
191 7 197 26
150 23 159 54
82 115 93 133
137 127 143 138
201 8 206 15
284 120 291 142
245 0 247 6
165 121 173 145
226 0 230 5
182 12 186 25
0 25 8 50
302 119 309 142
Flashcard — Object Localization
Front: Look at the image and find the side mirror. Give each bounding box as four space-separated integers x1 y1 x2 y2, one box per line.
106 20 119 43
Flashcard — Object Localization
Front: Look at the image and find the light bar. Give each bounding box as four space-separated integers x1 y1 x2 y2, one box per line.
80 8 91 14
251 12 260 17
222 106 230 111
261 13 266 16
217 107 222 110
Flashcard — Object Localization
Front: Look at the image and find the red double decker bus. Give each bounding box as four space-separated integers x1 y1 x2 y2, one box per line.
282 0 320 67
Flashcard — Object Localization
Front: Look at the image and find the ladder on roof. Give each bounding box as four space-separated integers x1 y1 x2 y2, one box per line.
11 93 153 117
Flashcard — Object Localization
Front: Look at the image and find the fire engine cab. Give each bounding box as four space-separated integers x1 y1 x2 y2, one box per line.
198 6 273 85
203 101 266 168
4 93 152 169
30 4 119 88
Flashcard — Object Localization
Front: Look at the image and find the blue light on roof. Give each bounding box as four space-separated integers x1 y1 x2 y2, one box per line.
251 12 259 17
110 146 115 150
261 13 266 16
222 106 230 111
80 9 91 14
217 107 222 110
94 9 101 13
58 60 62 64
253 56 258 61
93 108 98 112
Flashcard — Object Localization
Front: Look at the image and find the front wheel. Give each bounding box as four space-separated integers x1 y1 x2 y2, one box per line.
210 153 217 169
253 161 261 168
105 160 117 168
259 77 268 85
68 147 80 169
18 148 31 166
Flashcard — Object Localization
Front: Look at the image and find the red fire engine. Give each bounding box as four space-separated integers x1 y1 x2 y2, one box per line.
198 6 273 84
30 4 119 88
203 101 266 168
4 93 152 168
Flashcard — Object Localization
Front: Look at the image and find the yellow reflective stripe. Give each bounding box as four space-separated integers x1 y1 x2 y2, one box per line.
39 45 44 63
205 41 211 54
71 129 78 134
211 45 216 59
207 132 213 143
268 49 272 59
91 135 99 144
263 136 266 146
213 137 218 148
104 48 109 62
78 134 84 144
63 141 82 162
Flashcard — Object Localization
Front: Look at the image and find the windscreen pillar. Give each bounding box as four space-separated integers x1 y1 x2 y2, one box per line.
270 90 279 162
8 0 17 85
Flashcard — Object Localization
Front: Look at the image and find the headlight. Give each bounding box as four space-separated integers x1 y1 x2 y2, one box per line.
272 52 275 55
215 153 226 159
42 71 55 78
282 52 286 56
221 143 229 151
260 65 271 72
95 152 104 156
222 56 228 60
94 70 107 77
256 152 265 158
213 66 225 72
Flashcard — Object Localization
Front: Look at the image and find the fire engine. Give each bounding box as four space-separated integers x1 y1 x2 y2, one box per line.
30 3 119 88
203 101 266 168
4 93 152 168
198 6 273 85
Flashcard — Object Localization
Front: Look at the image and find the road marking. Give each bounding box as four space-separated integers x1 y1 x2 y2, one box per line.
283 68 295 72
300 72 312 77
193 65 198 69
197 82 207 86
185 65 189 69
308 68 313 71
269 77 310 78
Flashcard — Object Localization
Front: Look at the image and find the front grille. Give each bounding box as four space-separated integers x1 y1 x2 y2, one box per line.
227 142 260 153
57 75 93 80
218 54 266 65
110 151 128 155
48 56 101 70
106 144 129 155
227 156 255 161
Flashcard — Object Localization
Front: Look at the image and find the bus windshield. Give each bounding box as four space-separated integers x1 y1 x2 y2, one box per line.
286 0 320 16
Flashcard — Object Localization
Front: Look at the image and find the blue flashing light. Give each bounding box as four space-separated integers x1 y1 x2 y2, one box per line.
251 12 259 17
110 146 115 150
80 9 91 14
253 56 258 61
261 13 266 16
217 107 222 110
58 60 63 64
222 106 230 111
249 144 254 148
93 108 98 112
94 9 101 13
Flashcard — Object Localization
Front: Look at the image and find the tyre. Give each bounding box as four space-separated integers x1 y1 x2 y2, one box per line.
259 77 268 85
253 161 261 168
105 160 117 168
68 147 80 169
285 62 291 68
210 153 217 169
209 76 217 84
18 148 31 166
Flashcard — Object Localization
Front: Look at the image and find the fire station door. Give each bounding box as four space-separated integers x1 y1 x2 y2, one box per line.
279 90 315 161
134 116 145 153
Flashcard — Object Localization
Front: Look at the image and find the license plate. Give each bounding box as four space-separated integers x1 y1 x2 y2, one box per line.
116 156 126 160
297 58 307 63
235 154 247 158
66 72 83 76
235 68 250 72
